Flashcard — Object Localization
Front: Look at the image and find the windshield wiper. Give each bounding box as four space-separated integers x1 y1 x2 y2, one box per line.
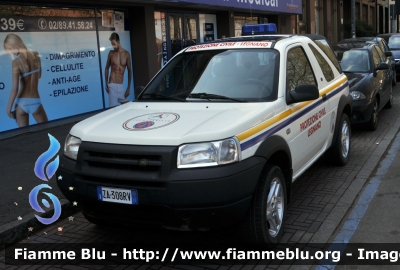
141 93 186 102
188 93 247 102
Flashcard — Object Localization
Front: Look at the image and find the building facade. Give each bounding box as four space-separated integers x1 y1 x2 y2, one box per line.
1 0 398 135
0 0 301 134
299 0 399 46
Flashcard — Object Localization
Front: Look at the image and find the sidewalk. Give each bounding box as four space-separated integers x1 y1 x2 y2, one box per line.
333 128 400 269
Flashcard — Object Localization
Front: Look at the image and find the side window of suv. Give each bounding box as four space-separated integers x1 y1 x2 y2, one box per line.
286 46 317 92
309 44 334 82
313 39 342 73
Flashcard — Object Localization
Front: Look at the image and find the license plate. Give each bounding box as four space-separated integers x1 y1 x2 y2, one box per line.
97 186 138 205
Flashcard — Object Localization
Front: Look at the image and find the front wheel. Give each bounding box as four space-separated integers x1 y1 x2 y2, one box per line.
325 113 351 166
247 165 286 245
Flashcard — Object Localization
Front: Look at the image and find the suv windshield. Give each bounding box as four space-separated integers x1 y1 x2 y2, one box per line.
388 36 400 50
139 49 279 102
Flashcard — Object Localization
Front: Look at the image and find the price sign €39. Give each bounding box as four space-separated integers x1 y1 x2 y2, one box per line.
0 17 25 31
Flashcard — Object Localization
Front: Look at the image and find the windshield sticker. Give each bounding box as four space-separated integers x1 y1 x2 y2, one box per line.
123 113 180 131
186 41 270 51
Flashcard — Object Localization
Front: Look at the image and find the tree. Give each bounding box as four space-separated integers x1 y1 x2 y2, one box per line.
344 20 375 38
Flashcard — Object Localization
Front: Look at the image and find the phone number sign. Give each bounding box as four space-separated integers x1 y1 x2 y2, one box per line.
0 16 96 32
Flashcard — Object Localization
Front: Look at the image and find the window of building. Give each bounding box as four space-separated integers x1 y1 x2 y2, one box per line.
154 11 167 70
363 4 368 23
234 15 258 37
199 14 217 42
315 0 324 34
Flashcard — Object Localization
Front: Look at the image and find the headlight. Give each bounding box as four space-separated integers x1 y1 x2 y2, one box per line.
177 138 240 168
64 134 82 160
350 91 367 100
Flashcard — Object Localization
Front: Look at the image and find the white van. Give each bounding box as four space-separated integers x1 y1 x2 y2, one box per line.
57 29 352 244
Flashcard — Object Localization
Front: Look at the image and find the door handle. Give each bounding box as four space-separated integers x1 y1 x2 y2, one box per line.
322 94 327 101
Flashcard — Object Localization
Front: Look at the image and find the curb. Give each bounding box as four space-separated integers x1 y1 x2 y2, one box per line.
0 199 79 250
311 113 400 244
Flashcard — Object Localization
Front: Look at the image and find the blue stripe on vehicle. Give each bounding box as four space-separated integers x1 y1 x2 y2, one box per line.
240 81 349 151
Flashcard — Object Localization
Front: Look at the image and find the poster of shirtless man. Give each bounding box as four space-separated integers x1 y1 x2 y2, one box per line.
104 32 132 107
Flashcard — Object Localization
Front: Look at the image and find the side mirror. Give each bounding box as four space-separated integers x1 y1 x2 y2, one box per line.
385 51 393 57
376 62 389 70
286 84 319 105
135 86 145 98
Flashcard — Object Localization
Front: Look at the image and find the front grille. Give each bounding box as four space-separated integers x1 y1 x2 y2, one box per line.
77 142 176 181
83 151 161 172
77 175 167 188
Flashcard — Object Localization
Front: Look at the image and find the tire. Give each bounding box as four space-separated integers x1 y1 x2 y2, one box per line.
385 89 393 109
325 113 351 166
246 165 286 245
367 98 379 131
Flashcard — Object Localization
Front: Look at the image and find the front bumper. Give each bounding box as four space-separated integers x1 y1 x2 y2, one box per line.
350 98 373 124
56 142 266 229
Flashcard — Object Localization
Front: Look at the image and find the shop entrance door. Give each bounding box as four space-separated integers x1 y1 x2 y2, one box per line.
168 13 199 58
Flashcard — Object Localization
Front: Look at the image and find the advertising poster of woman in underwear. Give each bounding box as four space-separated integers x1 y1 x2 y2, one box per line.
3 33 48 127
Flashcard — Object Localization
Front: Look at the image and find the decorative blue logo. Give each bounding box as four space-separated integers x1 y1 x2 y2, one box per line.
29 134 62 225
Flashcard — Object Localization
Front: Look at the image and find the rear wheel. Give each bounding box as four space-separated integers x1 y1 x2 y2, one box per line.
247 165 286 245
325 113 351 166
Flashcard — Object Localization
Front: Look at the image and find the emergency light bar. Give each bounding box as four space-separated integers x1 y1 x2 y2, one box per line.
242 23 277 35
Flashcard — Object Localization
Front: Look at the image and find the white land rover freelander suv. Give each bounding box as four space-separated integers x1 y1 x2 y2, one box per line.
57 24 352 245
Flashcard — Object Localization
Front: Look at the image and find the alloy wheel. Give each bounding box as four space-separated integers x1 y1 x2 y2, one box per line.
266 177 284 237
341 119 350 158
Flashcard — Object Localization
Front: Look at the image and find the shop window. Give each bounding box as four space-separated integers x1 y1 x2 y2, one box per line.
315 0 324 35
234 15 258 37
0 4 133 133
199 14 217 43
154 11 167 70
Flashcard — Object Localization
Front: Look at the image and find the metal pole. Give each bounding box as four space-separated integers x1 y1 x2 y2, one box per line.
351 0 356 38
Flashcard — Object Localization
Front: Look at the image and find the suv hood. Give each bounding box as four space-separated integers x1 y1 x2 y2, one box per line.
70 102 276 145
